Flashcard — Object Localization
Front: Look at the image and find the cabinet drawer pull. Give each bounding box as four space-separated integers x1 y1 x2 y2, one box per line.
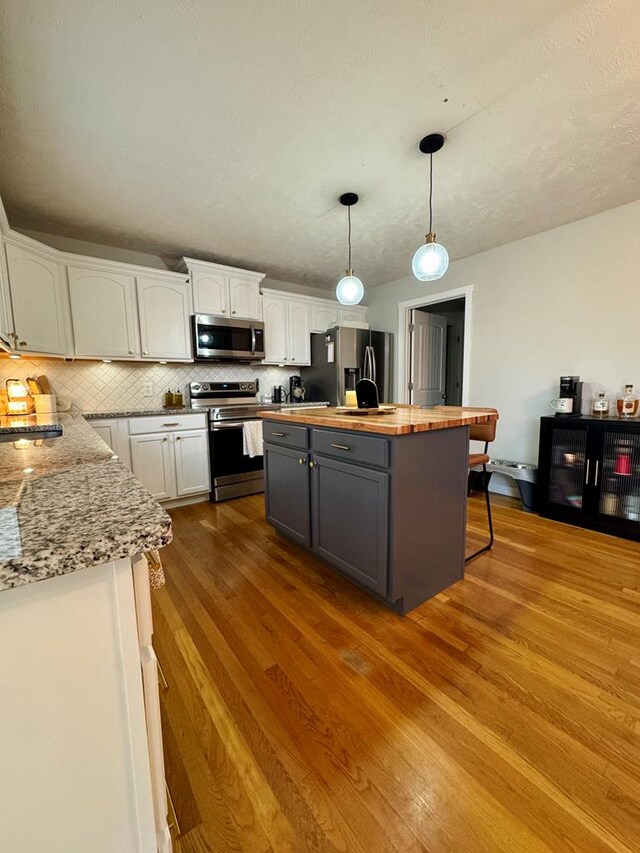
163 422 179 427
585 459 590 484
594 460 599 487
271 431 287 437
330 443 351 451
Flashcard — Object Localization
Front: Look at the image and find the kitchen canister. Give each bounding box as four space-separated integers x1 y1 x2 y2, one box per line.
34 394 57 414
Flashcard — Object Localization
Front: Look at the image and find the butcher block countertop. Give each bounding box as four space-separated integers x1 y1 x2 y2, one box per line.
259 405 498 436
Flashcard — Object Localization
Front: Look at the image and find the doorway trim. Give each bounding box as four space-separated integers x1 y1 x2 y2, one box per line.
396 284 474 405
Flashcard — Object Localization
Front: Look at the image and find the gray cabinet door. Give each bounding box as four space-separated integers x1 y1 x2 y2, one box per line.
264 444 311 547
311 456 389 595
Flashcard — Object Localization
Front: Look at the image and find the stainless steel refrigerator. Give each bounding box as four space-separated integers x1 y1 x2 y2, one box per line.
301 327 394 406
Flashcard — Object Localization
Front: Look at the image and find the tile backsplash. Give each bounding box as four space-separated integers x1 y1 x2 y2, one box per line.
0 358 297 412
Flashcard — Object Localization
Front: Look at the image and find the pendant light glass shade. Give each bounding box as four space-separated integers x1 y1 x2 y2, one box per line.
413 133 449 283
412 235 449 281
336 271 365 305
336 193 364 305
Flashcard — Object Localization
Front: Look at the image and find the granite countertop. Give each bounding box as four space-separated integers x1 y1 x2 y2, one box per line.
82 407 200 419
0 413 64 438
259 405 499 436
0 413 172 592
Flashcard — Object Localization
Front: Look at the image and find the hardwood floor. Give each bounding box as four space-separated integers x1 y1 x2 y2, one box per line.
153 494 640 852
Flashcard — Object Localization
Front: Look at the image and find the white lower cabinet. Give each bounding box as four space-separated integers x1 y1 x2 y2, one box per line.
128 415 210 503
89 417 132 468
174 429 210 496
130 433 177 501
0 557 165 853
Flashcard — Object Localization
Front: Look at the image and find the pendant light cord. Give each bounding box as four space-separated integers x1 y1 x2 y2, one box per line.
429 152 433 234
347 204 352 269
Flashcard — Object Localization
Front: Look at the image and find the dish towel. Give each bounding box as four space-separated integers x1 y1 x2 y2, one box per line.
242 420 264 458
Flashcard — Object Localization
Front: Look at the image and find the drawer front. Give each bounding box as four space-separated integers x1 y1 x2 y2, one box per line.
312 428 389 468
263 421 308 450
128 413 207 434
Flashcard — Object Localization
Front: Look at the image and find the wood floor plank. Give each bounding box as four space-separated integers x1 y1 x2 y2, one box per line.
154 494 640 852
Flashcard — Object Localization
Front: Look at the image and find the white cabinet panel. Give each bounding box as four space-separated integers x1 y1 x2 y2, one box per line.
89 418 132 469
288 300 311 365
310 303 339 333
339 306 368 324
68 266 139 358
4 241 70 355
263 295 288 363
174 429 210 496
137 275 191 360
228 276 262 320
0 242 14 347
0 559 157 853
130 433 176 500
192 270 228 316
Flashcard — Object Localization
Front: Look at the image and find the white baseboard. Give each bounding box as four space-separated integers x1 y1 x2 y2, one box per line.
161 493 209 509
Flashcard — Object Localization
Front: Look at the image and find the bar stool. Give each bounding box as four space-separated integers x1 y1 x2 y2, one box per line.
434 406 498 562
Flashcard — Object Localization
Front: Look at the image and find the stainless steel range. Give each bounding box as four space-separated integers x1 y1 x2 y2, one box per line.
189 380 275 502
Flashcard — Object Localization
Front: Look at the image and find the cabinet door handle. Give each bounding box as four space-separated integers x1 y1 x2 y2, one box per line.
594 460 599 487
585 459 590 484
298 458 305 464
129 349 134 354
232 310 237 315
271 432 287 437
330 443 351 451
221 308 226 313
309 461 315 468
176 436 181 441
163 436 168 442
143 350 149 355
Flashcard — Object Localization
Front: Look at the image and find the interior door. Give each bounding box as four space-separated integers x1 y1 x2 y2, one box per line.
409 311 447 406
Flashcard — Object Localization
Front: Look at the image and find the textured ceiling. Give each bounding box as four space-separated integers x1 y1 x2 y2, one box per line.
0 0 638 290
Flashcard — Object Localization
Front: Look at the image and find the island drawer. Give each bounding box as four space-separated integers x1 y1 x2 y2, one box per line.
263 422 309 450
129 414 207 434
311 429 389 468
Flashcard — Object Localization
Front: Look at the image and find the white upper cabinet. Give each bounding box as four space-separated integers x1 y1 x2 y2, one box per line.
263 294 288 363
310 303 340 333
192 270 228 316
262 292 311 366
4 239 72 355
136 274 191 360
0 243 13 348
179 258 265 320
339 306 368 324
68 265 139 358
288 300 311 365
228 275 262 320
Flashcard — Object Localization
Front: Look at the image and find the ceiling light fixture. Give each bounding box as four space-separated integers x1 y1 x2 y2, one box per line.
412 133 449 281
336 193 364 306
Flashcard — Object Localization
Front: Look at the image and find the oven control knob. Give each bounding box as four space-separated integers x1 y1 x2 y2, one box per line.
201 383 210 391
192 383 201 392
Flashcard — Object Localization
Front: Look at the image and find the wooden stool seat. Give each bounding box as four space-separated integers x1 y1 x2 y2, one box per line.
469 452 490 468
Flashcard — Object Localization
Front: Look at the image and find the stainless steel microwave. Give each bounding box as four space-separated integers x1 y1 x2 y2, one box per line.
192 314 265 361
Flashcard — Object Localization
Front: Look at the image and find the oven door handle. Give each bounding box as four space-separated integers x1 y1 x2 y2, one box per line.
211 421 256 430
250 325 256 356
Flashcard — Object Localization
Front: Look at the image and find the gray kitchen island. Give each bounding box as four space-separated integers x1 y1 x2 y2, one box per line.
259 405 499 614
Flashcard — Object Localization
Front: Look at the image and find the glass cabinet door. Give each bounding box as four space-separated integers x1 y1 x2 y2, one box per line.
546 426 589 511
597 429 640 525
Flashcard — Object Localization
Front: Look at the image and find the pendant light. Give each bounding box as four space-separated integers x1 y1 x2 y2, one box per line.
412 133 449 281
336 192 364 305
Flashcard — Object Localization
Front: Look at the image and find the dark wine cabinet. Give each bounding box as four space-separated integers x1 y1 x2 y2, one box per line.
538 415 640 541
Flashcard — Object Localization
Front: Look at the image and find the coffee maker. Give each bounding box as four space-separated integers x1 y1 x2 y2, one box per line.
289 375 305 403
557 375 583 417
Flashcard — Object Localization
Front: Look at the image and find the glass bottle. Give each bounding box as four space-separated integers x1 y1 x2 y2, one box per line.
600 477 618 516
592 392 610 417
616 385 639 418
172 388 184 407
163 388 173 408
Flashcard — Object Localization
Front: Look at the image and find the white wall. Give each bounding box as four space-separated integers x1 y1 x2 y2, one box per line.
365 200 640 465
